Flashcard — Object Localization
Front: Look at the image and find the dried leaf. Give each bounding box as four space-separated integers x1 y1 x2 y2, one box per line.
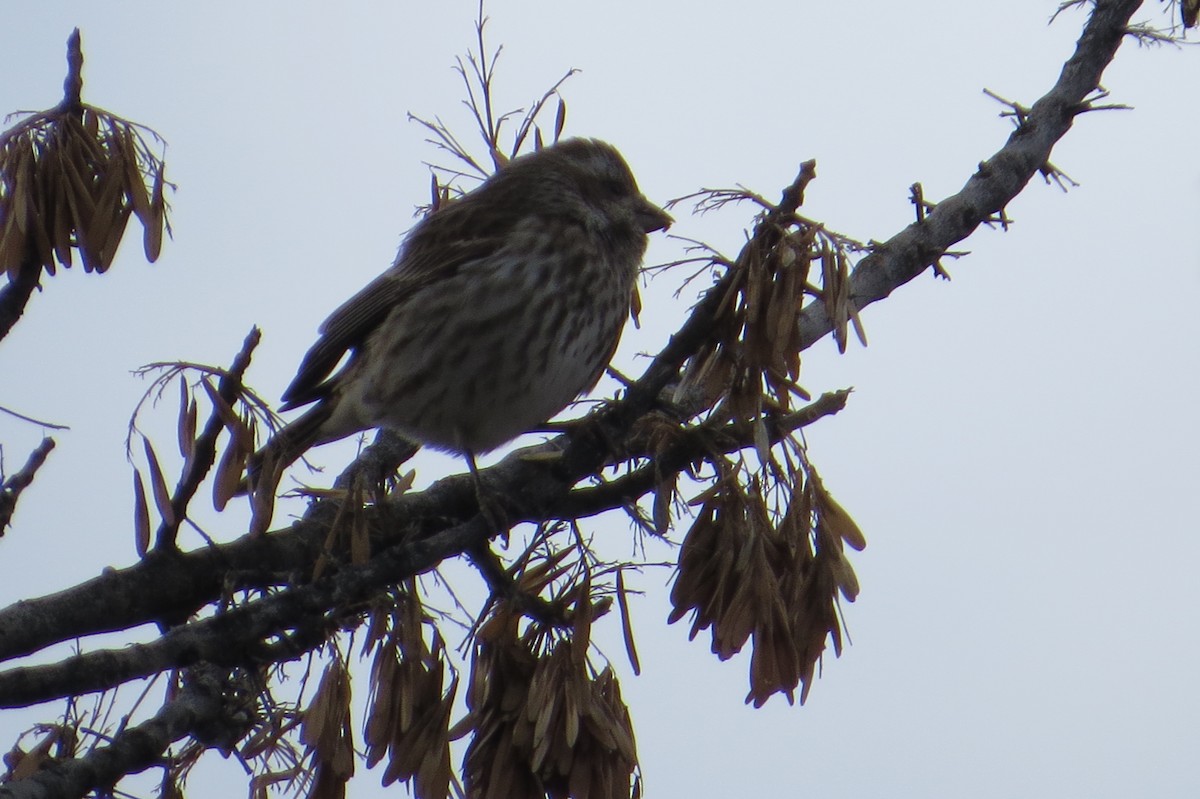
516 546 573 594
651 477 673 536
830 551 860 601
364 643 397 751
96 156 132 265
816 486 866 551
84 165 125 272
141 436 176 527
10 139 34 235
572 576 593 659
177 381 197 461
59 139 96 225
554 97 567 141
97 206 130 272
200 377 247 438
0 213 25 278
212 432 245 512
48 153 72 271
250 477 276 534
132 469 151 557
753 416 772 467
144 161 164 261
392 469 416 494
119 128 153 225
848 298 868 347
302 661 339 748
616 569 641 676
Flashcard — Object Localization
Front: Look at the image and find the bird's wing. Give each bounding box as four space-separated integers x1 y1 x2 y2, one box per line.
278 234 501 410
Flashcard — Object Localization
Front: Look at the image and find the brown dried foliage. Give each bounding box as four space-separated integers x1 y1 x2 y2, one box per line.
0 79 170 278
300 659 356 799
669 461 865 707
362 587 457 799
459 585 639 799
673 171 866 430
655 164 868 706
126 330 267 553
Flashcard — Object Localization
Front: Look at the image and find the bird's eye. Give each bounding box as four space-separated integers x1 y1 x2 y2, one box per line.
603 178 626 197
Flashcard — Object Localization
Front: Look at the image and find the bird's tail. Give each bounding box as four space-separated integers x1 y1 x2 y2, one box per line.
245 401 334 532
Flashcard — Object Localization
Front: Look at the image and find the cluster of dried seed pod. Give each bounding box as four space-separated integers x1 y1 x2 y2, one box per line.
662 167 868 706
128 341 263 556
299 659 355 799
669 463 865 707
362 593 456 799
459 592 639 799
677 173 864 415
0 103 168 277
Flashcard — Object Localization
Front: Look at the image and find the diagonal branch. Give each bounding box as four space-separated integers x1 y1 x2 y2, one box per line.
796 0 1142 348
0 254 42 344
0 438 55 533
553 390 852 520
0 513 490 708
0 668 228 799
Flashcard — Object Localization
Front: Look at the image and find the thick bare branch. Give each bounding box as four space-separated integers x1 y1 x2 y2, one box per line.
0 254 41 344
0 670 227 799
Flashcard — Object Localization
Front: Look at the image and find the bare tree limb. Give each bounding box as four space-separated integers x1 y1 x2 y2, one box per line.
0 667 229 799
0 438 55 534
796 0 1141 347
0 254 42 345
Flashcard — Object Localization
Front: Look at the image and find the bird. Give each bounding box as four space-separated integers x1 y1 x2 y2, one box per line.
248 138 672 512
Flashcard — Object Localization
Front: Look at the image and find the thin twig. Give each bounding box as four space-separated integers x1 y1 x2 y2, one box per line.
0 405 69 430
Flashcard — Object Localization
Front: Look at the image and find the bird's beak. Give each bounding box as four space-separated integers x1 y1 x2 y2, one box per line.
638 200 673 234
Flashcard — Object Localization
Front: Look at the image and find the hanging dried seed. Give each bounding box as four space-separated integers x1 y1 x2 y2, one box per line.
141 436 175 527
132 469 150 557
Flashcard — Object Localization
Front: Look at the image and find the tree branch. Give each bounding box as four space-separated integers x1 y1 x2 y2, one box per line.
0 668 225 799
796 0 1141 347
156 328 261 551
0 513 490 707
0 254 42 345
552 390 852 520
0 0 1146 725
0 439 55 534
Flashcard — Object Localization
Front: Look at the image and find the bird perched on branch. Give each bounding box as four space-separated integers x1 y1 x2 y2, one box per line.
249 138 672 513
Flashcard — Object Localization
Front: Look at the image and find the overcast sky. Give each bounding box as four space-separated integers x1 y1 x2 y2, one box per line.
1 2 1198 797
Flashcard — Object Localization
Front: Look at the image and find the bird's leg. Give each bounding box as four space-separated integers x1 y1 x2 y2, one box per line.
466 451 510 535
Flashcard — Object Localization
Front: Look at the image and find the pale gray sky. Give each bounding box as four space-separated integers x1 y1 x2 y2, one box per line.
1 2 1197 797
